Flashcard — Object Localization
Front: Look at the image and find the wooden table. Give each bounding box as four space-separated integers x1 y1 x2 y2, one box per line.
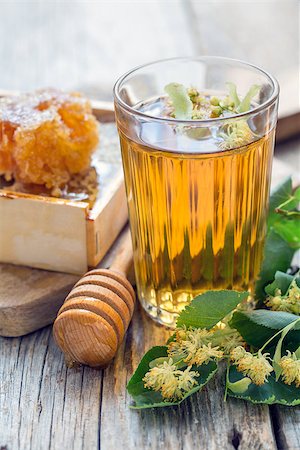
1 221 300 450
0 2 300 449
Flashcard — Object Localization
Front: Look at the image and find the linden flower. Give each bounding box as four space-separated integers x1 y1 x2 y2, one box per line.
231 346 247 361
191 343 224 366
168 328 212 362
219 120 254 150
177 366 199 392
289 282 300 301
279 351 300 388
231 347 273 385
143 358 199 401
266 282 300 315
248 354 274 386
168 328 221 365
210 325 244 354
168 328 211 360
187 87 199 100
143 358 179 393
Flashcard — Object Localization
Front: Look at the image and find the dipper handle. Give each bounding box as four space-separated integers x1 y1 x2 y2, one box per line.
109 227 134 280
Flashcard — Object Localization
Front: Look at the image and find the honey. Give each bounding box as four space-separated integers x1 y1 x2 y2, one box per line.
0 89 99 189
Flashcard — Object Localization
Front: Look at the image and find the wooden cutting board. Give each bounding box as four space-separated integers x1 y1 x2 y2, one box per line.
0 226 132 337
0 102 129 337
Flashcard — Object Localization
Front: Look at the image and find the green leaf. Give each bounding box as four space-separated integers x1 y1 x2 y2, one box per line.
267 177 300 228
276 185 300 216
177 290 248 329
164 83 193 120
230 309 300 348
294 186 300 201
237 84 260 113
265 271 296 296
149 357 169 369
268 177 293 229
268 177 293 221
274 219 300 249
127 346 218 409
226 82 240 108
256 177 299 299
227 366 300 405
127 346 168 408
255 230 295 300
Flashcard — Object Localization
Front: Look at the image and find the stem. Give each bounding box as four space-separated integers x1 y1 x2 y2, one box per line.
275 208 300 217
224 359 230 402
174 357 186 369
276 196 296 211
259 317 300 352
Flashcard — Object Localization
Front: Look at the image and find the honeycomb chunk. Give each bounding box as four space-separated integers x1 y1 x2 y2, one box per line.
0 89 99 188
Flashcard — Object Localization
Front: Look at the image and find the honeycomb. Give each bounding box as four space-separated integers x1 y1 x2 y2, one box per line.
0 89 99 188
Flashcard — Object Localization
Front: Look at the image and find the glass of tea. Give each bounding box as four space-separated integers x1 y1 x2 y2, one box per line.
114 57 279 327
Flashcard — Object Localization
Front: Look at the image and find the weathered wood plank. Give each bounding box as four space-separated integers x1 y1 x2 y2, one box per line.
0 264 78 337
0 307 277 450
0 327 103 450
100 304 276 450
271 405 300 450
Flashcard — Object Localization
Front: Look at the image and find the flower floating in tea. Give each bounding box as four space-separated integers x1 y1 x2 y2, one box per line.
163 81 261 149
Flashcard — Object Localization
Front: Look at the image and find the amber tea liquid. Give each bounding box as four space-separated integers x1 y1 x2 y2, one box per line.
119 97 274 326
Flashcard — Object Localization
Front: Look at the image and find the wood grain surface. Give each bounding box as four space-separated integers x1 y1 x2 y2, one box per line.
0 1 299 449
0 304 279 450
0 264 78 336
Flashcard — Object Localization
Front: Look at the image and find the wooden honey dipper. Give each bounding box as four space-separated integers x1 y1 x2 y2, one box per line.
53 228 135 368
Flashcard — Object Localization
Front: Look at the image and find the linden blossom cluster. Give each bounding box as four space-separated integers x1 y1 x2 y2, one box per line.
142 288 300 402
164 81 260 150
279 351 300 387
143 360 199 401
230 347 273 386
266 280 300 315
143 323 243 402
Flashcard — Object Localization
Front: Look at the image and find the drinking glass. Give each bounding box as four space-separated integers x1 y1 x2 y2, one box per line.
114 57 279 327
